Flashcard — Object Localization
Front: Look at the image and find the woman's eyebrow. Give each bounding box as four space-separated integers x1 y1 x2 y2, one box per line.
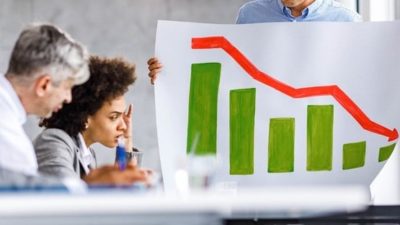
109 111 123 115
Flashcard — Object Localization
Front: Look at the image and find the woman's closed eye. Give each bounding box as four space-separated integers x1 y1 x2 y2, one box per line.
109 113 122 121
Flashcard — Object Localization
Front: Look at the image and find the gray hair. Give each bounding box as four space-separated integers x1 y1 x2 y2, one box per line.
6 23 89 86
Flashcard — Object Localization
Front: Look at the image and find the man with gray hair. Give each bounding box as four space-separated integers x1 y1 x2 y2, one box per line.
0 24 147 191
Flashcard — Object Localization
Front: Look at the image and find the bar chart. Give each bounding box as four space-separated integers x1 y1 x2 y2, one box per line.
186 36 398 175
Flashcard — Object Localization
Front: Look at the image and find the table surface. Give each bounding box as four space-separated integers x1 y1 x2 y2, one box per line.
0 186 372 225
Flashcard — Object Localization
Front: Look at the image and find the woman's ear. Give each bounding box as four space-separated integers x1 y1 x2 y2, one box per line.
85 116 93 129
84 118 90 130
34 75 52 97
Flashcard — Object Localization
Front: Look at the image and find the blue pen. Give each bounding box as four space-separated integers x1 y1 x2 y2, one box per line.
116 137 127 171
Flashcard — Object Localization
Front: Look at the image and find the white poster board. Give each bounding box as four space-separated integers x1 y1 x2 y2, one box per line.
155 20 400 193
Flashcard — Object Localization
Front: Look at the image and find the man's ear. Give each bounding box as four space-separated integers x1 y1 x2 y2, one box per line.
34 75 52 97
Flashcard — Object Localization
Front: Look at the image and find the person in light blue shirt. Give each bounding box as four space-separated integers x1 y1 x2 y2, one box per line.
236 0 362 23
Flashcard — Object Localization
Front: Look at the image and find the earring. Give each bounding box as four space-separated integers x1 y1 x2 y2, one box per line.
84 123 89 129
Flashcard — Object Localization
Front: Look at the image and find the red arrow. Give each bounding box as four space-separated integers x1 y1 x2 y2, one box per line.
192 36 398 141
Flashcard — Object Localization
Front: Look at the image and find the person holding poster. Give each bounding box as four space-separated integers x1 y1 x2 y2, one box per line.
236 0 362 23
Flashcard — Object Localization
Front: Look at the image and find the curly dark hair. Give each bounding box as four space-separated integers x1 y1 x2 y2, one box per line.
40 55 136 136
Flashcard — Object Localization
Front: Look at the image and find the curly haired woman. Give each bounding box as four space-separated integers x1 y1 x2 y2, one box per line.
34 56 161 186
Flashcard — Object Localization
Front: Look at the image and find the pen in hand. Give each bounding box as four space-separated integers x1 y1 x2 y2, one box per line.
116 137 127 171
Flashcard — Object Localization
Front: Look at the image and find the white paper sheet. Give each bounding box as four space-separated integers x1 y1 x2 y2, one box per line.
155 20 400 193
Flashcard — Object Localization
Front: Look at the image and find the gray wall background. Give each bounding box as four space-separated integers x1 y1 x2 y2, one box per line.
0 0 248 171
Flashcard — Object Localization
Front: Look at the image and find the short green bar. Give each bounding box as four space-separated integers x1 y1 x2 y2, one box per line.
186 63 221 155
307 105 334 171
230 88 256 175
379 143 396 162
268 118 295 173
342 141 366 170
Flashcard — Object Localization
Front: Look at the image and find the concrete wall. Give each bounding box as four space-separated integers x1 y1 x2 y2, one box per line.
0 0 248 170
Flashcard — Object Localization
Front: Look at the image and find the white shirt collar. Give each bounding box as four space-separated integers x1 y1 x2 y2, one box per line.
0 74 27 124
77 133 94 174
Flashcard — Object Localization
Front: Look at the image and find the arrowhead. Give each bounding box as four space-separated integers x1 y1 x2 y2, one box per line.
388 128 399 141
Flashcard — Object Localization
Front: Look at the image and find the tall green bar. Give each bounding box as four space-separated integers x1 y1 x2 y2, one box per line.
230 88 256 175
307 105 334 171
268 118 295 173
187 63 221 155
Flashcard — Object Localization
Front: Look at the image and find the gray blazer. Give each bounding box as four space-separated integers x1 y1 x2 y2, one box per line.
34 128 97 179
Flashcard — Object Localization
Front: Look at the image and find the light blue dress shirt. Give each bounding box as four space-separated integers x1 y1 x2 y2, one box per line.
236 0 362 23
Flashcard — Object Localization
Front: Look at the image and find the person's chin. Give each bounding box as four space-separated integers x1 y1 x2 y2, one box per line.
42 111 53 119
104 141 117 148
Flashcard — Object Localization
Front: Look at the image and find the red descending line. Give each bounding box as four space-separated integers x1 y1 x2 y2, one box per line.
192 36 398 141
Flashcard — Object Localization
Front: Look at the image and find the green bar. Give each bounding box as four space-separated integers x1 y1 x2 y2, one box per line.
186 63 221 155
307 105 334 171
230 88 256 175
379 143 396 162
342 141 366 170
268 118 295 173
